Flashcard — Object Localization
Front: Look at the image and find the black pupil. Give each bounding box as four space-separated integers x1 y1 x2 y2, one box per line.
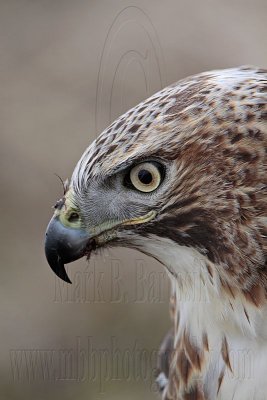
68 212 79 222
138 169 153 185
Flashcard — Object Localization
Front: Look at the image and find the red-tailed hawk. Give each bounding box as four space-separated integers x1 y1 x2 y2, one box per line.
45 66 267 399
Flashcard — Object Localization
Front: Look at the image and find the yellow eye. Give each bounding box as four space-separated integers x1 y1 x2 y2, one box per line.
129 162 162 193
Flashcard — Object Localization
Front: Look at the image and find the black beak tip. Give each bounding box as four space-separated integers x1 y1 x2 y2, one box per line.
44 218 73 284
44 216 90 284
54 266 72 284
44 240 72 284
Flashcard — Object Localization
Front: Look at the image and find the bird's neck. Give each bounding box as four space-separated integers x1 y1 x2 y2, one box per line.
144 237 262 338
163 244 267 399
168 248 265 337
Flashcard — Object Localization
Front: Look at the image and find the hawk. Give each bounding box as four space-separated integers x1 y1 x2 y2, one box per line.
45 66 267 399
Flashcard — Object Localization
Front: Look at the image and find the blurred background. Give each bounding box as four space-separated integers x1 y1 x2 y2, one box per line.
1 1 266 399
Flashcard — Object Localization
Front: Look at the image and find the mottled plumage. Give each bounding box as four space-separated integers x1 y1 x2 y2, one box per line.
45 66 267 399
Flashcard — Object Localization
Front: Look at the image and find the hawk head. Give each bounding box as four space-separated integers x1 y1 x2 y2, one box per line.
45 66 267 303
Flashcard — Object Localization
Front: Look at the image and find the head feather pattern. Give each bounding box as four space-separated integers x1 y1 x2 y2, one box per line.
70 66 267 399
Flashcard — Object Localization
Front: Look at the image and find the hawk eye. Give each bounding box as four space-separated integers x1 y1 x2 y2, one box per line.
125 161 164 193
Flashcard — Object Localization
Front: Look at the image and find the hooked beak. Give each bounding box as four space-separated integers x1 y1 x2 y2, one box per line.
45 188 156 284
45 216 92 284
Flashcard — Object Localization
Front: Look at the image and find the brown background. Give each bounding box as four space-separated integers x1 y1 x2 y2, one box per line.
1 1 267 399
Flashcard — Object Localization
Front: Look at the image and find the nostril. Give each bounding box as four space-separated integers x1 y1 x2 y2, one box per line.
54 199 64 209
68 212 79 223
